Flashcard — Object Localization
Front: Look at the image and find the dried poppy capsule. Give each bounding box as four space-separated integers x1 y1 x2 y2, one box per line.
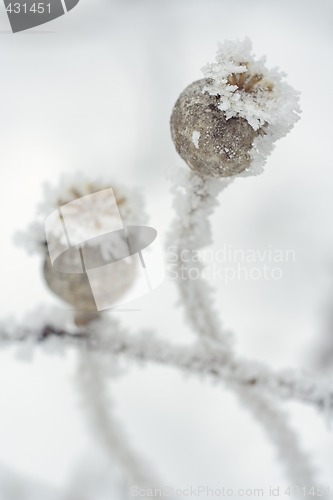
15 174 146 326
171 38 300 178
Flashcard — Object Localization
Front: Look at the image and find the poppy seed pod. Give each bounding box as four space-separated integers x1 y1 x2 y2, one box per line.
170 79 263 178
15 174 146 325
42 180 146 322
170 38 301 178
43 248 137 314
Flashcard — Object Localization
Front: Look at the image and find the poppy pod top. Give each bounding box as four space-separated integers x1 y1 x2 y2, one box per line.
171 38 301 178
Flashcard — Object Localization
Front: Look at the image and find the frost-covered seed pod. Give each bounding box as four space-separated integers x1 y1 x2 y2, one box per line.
43 248 137 315
171 38 300 178
42 182 141 319
171 79 263 178
15 174 146 325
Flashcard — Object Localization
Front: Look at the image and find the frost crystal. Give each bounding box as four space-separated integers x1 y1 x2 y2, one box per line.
202 38 300 131
15 172 147 256
202 38 301 174
192 130 200 149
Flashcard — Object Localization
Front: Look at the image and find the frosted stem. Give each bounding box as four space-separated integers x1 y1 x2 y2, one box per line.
235 388 322 499
1 321 333 414
167 167 233 348
168 168 320 493
76 344 160 493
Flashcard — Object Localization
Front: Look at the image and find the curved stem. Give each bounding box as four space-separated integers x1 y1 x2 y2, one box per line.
168 167 320 494
76 344 160 494
167 168 233 348
235 388 321 498
2 318 333 415
1 321 333 413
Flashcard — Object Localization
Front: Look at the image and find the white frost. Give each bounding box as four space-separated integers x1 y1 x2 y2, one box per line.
192 130 201 149
202 38 301 131
14 172 147 256
201 38 301 175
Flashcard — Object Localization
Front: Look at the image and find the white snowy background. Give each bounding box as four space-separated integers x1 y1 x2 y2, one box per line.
0 0 333 498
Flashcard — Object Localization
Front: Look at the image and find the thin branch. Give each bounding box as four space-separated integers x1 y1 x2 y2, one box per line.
167 167 322 494
76 348 161 491
235 388 321 498
1 323 332 414
166 167 233 348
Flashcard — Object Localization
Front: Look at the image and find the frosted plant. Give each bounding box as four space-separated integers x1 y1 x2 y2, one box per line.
15 172 146 256
1 40 331 500
15 173 146 326
171 38 300 177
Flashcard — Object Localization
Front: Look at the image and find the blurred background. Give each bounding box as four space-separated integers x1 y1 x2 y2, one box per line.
0 0 333 498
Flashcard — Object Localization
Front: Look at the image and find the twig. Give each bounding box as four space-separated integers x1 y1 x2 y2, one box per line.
1 322 331 414
166 167 233 348
76 348 160 491
167 168 321 494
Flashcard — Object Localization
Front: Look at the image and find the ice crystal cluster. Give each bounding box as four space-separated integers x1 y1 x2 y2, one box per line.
15 172 146 256
171 38 301 178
